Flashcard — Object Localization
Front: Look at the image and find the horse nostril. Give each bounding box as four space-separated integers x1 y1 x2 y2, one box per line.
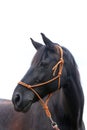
13 93 22 106
15 94 20 103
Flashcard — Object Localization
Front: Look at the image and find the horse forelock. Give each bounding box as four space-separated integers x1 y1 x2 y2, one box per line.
31 46 46 66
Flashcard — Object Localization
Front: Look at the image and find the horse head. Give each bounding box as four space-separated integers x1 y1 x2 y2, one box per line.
12 33 74 112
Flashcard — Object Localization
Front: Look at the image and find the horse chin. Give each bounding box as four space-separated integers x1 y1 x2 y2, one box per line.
14 101 33 113
22 101 33 113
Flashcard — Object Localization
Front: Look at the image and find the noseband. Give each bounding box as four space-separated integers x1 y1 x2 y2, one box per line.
18 45 64 130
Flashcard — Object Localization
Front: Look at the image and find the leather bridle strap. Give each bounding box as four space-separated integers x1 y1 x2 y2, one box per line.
18 45 64 130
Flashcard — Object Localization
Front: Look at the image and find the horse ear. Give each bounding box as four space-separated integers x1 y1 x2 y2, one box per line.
30 38 43 50
41 33 53 47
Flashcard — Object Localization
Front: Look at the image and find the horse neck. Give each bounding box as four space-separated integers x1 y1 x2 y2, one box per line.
48 80 84 129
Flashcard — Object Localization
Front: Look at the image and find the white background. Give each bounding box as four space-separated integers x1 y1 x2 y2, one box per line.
0 0 87 128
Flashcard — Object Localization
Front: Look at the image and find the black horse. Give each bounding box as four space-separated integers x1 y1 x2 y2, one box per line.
12 33 85 130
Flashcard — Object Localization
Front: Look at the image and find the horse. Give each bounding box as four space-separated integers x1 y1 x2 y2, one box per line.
12 33 85 130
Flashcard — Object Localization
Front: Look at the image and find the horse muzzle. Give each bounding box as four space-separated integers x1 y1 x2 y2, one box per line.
12 91 33 112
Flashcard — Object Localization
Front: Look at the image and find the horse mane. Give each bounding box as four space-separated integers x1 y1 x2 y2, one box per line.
62 46 84 126
63 46 83 92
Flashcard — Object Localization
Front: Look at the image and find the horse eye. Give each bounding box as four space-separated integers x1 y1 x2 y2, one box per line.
35 78 41 83
35 79 40 83
41 60 48 66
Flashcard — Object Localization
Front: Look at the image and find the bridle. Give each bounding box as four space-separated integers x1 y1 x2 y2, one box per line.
18 45 64 130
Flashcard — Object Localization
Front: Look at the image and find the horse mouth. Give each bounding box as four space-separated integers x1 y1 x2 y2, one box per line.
14 101 33 113
22 101 33 112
